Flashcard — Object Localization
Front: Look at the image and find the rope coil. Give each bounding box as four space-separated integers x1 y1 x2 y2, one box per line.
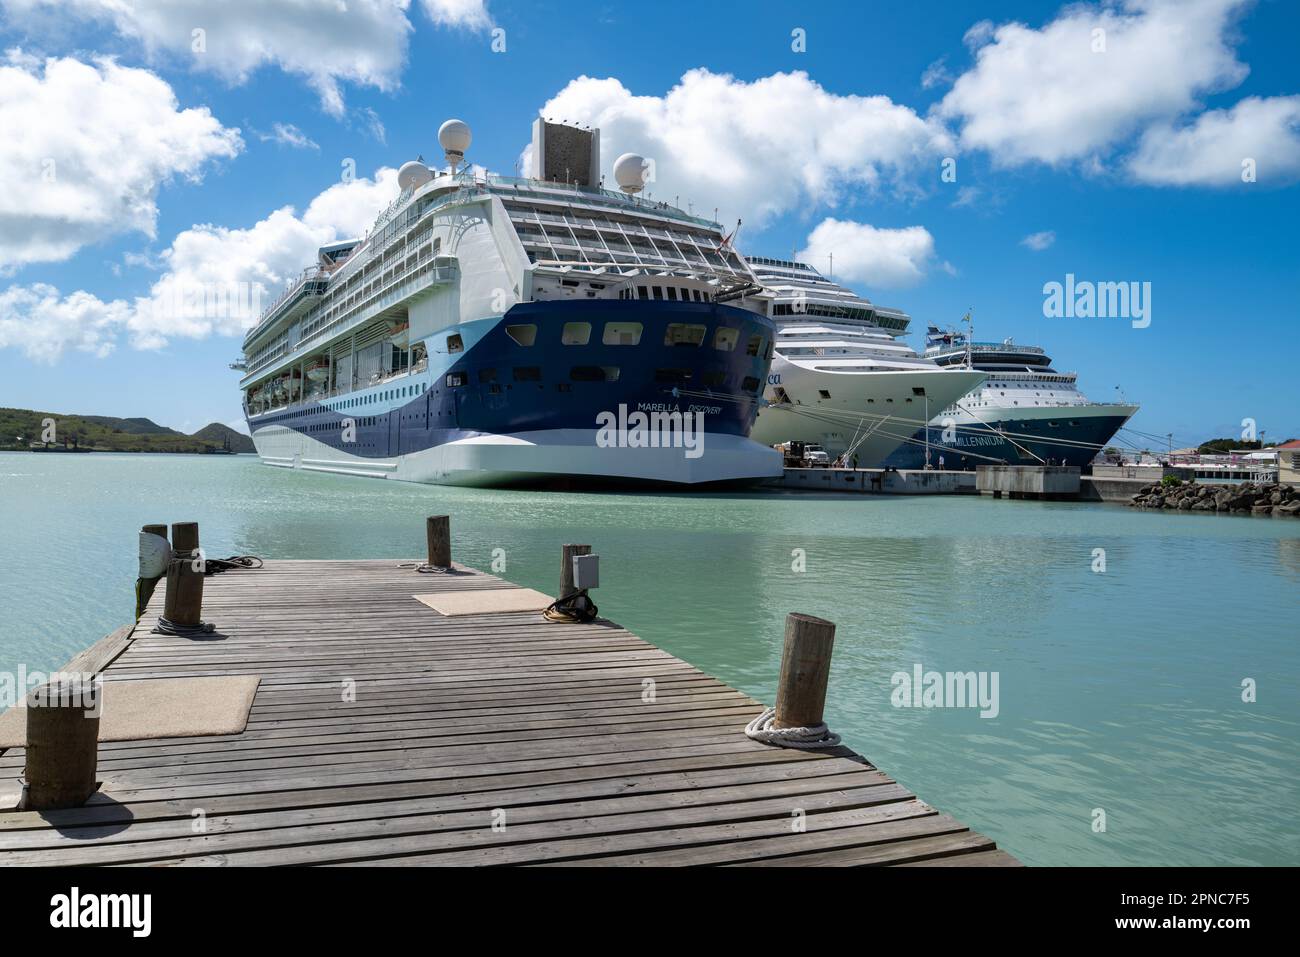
203 555 263 575
398 561 454 574
744 707 842 750
151 617 216 637
543 590 599 623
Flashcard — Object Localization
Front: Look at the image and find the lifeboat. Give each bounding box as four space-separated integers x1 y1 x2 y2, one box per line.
306 357 331 382
387 320 410 350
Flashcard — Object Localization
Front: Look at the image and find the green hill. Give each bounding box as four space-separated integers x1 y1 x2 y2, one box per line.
190 422 256 454
0 408 251 454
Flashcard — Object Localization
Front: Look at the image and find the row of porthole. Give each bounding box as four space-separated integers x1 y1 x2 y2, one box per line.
444 366 760 393
480 321 769 358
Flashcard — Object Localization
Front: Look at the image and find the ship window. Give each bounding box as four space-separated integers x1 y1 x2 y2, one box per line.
560 279 580 287
702 370 726 388
1048 421 1059 427
506 324 537 346
570 365 620 382
713 327 739 351
664 323 706 347
447 333 463 353
653 286 664 300
446 373 466 387
603 322 643 345
562 322 592 345
667 287 678 301
819 390 831 399
654 368 693 384
692 290 702 302
513 366 541 382
746 334 763 357
478 368 497 383
637 285 648 299
742 376 761 393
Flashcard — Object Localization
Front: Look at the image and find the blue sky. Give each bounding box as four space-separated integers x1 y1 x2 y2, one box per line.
0 0 1297 448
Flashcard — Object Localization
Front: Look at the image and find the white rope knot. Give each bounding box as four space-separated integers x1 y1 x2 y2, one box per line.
744 707 842 750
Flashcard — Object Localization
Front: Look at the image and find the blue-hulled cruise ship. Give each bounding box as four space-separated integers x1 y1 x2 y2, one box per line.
237 119 781 487
881 325 1139 469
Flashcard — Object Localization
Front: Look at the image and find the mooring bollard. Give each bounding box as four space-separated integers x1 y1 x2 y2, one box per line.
23 678 101 810
171 521 200 564
426 515 451 569
774 613 837 730
135 523 170 619
162 557 205 628
559 543 592 599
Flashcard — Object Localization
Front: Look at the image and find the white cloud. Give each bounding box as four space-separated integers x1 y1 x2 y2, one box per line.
531 69 955 230
939 0 1250 167
0 168 399 360
1128 95 1300 186
1020 230 1056 251
797 219 939 289
421 0 492 30
2 0 492 117
258 122 319 150
0 284 131 362
0 53 242 269
357 106 387 145
920 57 953 90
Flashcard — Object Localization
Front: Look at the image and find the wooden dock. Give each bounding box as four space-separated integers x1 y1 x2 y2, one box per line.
0 555 1019 866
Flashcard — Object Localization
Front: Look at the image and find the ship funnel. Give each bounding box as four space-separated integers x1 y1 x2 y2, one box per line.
438 119 472 171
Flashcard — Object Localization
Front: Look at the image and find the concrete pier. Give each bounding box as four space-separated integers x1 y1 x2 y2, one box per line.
976 465 1080 500
769 468 977 495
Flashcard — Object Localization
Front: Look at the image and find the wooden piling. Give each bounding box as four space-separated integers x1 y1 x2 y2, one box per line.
23 678 100 810
171 521 200 563
559 543 592 599
426 515 451 569
162 557 204 627
773 613 837 730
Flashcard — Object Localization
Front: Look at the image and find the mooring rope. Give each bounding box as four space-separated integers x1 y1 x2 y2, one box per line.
151 617 217 637
397 561 454 574
203 555 264 575
744 707 842 750
543 590 599 623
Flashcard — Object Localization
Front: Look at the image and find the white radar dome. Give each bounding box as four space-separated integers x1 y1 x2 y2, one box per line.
397 160 433 191
613 153 648 194
438 119 472 167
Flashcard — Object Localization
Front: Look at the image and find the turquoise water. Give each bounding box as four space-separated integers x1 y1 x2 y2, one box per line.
2 451 1297 866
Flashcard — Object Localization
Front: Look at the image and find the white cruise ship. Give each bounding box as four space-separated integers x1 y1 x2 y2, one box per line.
237 119 781 487
745 258 985 464
881 326 1140 469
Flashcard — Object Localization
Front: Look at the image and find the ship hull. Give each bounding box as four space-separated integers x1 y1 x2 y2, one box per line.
750 358 985 465
245 299 781 488
881 404 1139 469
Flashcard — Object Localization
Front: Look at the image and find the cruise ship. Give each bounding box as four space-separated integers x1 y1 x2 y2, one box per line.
237 119 781 487
745 258 985 464
880 326 1140 469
